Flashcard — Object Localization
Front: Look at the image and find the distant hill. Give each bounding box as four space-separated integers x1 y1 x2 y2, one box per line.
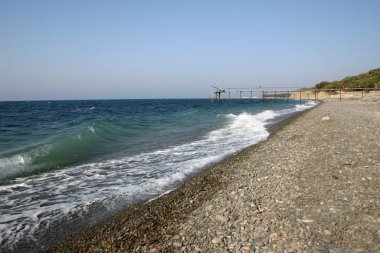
314 68 380 89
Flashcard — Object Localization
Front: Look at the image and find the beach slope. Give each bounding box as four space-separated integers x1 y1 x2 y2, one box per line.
52 98 380 252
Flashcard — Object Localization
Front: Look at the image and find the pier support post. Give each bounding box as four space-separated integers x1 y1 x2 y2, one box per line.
214 92 222 102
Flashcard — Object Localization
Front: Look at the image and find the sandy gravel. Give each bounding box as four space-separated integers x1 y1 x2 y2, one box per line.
51 98 380 253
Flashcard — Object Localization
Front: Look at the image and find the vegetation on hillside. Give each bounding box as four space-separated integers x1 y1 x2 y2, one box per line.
314 68 380 89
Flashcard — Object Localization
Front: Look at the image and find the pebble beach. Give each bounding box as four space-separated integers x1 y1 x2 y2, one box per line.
51 98 380 253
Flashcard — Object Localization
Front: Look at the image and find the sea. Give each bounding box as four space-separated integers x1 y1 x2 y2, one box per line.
0 98 316 251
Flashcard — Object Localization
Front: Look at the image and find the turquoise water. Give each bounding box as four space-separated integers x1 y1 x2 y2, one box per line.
0 99 316 251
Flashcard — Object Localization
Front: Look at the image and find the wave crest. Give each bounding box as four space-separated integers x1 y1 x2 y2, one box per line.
0 121 125 181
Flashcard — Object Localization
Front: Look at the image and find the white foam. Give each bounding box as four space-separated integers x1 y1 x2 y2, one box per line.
71 107 96 112
295 101 317 111
0 155 31 179
270 101 319 119
253 110 278 121
88 126 95 134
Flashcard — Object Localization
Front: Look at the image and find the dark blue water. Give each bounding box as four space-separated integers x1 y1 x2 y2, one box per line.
0 99 316 251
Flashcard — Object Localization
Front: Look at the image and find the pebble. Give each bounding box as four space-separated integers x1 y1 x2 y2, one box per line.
321 116 330 121
211 237 222 244
173 242 182 248
215 214 229 223
323 230 331 235
172 235 180 240
314 245 330 253
194 246 202 252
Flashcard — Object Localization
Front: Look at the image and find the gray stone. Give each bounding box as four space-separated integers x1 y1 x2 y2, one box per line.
215 214 229 223
173 242 182 248
314 245 330 253
172 235 180 240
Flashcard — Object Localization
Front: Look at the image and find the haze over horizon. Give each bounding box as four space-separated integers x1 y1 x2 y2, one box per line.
1 0 380 101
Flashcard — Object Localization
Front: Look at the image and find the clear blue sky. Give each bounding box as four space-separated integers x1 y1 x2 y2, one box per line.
1 0 379 100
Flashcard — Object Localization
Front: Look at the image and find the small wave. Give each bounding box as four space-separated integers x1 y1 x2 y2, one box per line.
252 110 278 121
71 107 96 113
265 101 318 121
0 121 126 181
0 155 31 179
295 101 318 110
